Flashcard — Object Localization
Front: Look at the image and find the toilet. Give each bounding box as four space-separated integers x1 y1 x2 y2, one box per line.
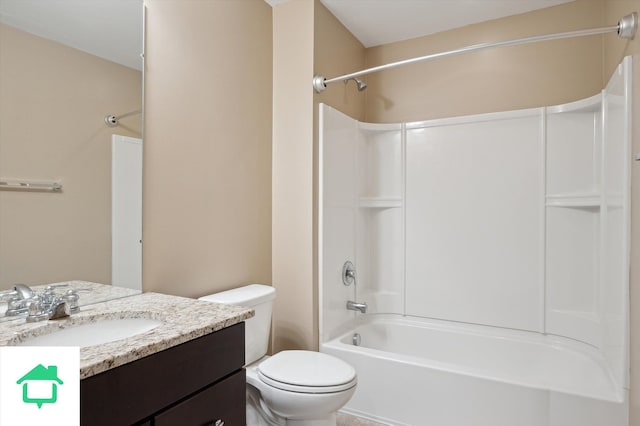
199 284 357 426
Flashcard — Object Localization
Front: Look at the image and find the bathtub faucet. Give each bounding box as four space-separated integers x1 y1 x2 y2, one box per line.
346 300 367 314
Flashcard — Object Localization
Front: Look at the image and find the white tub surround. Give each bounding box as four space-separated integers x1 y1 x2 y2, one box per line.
0 283 253 378
318 57 632 425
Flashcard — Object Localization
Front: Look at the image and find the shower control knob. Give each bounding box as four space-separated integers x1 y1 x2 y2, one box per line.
342 261 356 286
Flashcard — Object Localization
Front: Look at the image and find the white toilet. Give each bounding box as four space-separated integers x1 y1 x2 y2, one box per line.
199 284 357 426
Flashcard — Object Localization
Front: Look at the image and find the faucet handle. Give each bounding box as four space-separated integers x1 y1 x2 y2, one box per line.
63 289 80 313
43 284 69 294
342 261 356 286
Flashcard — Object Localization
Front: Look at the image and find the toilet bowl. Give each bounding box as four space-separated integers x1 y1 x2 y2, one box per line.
199 284 357 426
248 351 356 424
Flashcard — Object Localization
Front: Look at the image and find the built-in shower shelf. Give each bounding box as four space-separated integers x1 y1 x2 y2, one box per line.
358 122 402 133
545 193 600 208
359 197 403 208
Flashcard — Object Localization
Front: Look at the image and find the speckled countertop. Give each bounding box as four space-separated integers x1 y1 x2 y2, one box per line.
0 284 253 379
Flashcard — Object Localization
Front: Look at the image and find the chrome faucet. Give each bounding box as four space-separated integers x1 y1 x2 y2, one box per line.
26 296 71 322
346 300 368 313
1 284 79 322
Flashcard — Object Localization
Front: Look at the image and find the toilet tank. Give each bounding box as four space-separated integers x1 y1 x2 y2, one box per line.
199 284 275 365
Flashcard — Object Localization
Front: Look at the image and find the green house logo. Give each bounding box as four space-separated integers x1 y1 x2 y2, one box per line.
16 364 64 408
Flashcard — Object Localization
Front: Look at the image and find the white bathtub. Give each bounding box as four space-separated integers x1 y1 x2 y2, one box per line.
321 315 627 426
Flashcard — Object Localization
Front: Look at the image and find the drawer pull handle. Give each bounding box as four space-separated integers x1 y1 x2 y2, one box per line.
203 420 224 426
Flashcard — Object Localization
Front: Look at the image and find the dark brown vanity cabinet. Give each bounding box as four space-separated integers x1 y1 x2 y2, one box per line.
81 322 246 425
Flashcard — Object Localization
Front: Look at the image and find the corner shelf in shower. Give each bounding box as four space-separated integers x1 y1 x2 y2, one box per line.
358 122 402 133
359 197 403 208
545 193 600 208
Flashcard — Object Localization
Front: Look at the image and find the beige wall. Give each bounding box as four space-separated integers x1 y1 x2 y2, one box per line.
364 0 604 123
603 2 640 424
313 1 366 122
0 24 141 289
271 0 365 352
142 0 272 298
272 0 316 351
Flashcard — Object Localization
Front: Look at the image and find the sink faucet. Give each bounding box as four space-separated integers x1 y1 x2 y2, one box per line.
27 297 70 322
2 284 79 322
346 300 368 313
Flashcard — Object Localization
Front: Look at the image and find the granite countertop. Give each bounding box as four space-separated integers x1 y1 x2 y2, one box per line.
0 286 253 379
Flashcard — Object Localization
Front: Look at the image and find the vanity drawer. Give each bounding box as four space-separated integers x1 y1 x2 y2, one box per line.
81 322 245 425
154 369 246 426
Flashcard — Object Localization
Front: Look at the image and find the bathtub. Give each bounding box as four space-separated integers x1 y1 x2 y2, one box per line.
321 315 627 426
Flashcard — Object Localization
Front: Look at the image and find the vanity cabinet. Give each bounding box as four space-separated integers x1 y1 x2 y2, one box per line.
81 322 245 425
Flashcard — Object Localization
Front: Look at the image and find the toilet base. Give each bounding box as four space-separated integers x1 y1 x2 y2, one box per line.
247 385 339 426
285 413 336 426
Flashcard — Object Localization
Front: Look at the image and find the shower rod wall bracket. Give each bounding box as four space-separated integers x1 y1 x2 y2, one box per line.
104 115 118 127
618 12 638 39
312 12 638 93
104 109 142 128
313 75 327 93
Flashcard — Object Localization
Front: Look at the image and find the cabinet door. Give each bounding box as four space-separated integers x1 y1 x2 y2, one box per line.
154 369 246 426
81 323 245 425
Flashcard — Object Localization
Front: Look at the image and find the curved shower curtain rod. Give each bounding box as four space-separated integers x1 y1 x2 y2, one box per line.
313 12 638 93
104 109 142 127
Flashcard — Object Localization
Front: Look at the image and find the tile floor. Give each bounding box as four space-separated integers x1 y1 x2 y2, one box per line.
336 412 387 426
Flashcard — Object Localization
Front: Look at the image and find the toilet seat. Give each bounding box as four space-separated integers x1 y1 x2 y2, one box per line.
257 350 357 394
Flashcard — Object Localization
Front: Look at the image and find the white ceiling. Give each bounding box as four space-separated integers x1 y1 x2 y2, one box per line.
0 0 143 71
0 0 573 71
318 0 574 47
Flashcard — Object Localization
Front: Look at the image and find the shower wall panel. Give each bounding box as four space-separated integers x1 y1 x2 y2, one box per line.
319 105 359 341
601 62 631 389
405 114 544 331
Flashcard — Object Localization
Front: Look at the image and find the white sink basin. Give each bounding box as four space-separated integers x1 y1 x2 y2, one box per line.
18 318 162 347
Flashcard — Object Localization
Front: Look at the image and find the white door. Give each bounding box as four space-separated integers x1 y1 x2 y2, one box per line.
112 135 142 290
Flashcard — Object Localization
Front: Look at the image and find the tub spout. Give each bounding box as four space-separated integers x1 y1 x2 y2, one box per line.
347 300 367 313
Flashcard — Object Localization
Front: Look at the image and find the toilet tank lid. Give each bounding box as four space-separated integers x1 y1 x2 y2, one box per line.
198 284 275 306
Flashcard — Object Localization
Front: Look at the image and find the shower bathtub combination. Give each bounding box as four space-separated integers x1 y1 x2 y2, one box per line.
323 316 625 426
318 58 632 426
